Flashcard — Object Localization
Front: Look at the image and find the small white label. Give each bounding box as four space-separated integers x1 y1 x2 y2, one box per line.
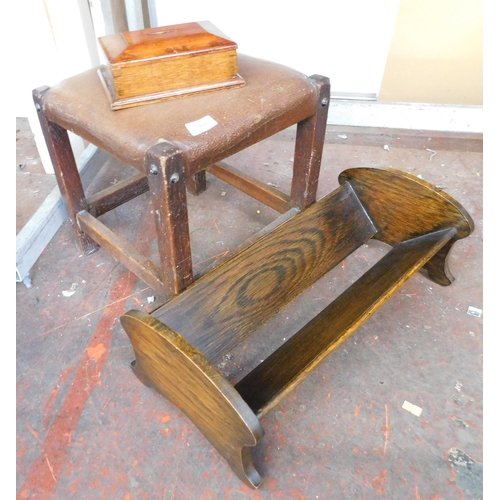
467 306 482 318
402 400 423 417
185 115 218 136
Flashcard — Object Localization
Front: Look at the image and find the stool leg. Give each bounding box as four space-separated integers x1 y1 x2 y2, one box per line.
186 170 207 195
146 142 194 297
290 75 330 210
33 86 99 255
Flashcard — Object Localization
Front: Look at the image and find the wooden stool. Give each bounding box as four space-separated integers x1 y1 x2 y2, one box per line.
120 167 474 487
33 54 330 298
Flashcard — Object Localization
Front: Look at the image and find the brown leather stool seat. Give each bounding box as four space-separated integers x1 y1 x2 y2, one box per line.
34 54 330 298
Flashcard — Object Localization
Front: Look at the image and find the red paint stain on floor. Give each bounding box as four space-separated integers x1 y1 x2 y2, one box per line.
372 470 387 494
17 268 140 499
158 414 171 423
42 366 75 429
87 342 107 362
414 484 422 500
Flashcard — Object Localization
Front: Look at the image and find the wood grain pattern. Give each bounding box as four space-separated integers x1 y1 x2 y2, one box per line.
33 87 99 255
86 171 149 217
77 210 164 293
153 183 377 363
100 22 237 63
98 22 245 109
290 75 331 209
235 228 457 418
121 310 264 488
338 167 474 286
193 208 300 280
208 161 291 214
146 141 194 296
186 171 207 196
338 167 474 243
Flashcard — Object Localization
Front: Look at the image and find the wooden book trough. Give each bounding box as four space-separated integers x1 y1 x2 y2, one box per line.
120 167 474 488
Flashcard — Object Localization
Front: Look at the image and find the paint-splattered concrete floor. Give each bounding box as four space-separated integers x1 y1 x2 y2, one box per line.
16 119 483 499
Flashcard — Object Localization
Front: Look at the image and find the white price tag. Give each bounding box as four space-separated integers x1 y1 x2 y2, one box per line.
185 115 218 136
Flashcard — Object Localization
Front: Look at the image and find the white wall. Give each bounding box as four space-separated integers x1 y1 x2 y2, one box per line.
153 0 401 97
14 0 102 172
15 0 101 115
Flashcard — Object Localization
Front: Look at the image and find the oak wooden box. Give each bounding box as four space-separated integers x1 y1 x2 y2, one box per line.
97 21 245 110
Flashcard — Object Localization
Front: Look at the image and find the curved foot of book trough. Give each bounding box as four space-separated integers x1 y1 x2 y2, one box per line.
422 239 457 286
